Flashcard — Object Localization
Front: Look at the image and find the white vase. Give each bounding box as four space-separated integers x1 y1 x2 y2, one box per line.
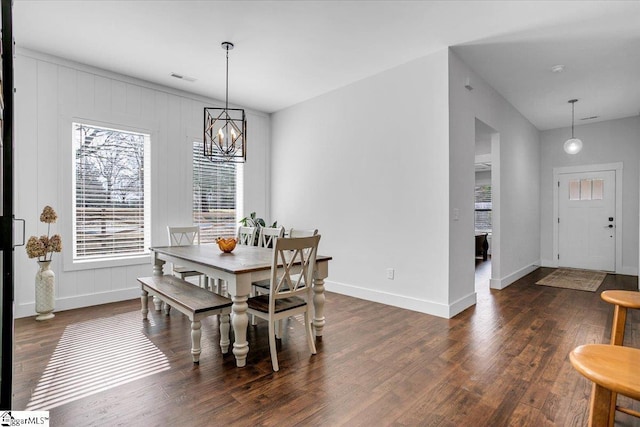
35 260 55 321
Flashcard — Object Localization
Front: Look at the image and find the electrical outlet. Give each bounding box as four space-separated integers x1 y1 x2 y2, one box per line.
386 268 394 280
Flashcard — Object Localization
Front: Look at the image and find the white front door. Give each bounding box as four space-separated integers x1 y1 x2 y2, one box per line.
558 170 616 271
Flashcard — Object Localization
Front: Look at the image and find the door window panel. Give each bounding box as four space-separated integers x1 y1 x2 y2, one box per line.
569 178 604 201
592 179 604 200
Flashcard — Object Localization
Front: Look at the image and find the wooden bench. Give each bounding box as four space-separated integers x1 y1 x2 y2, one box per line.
138 275 233 364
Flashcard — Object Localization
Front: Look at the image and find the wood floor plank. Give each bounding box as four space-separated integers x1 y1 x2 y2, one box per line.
12 266 640 425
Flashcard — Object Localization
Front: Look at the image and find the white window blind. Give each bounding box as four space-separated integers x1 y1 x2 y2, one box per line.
192 141 243 243
72 122 151 261
474 184 492 233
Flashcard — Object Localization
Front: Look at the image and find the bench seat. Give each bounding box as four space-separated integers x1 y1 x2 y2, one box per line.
138 275 233 364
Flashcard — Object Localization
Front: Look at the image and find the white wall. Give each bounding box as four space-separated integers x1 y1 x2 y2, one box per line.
14 49 271 318
271 50 454 317
449 50 541 296
539 116 640 275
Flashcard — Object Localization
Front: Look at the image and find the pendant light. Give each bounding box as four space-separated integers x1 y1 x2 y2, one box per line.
563 99 582 154
203 42 246 162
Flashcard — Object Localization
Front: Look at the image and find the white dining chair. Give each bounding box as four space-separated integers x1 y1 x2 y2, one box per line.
257 226 285 248
251 226 285 325
237 226 257 246
253 228 318 299
167 226 207 289
288 228 318 238
212 226 257 296
246 235 320 371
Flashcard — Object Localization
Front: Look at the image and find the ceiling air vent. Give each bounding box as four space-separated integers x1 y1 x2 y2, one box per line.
170 72 196 82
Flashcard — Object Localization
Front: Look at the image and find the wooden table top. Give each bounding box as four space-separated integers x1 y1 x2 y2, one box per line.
570 344 640 401
151 244 332 275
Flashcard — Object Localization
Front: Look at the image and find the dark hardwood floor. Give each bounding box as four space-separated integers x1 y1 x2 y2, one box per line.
13 267 640 426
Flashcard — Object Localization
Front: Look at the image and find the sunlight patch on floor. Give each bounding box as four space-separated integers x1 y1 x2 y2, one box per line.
26 312 170 411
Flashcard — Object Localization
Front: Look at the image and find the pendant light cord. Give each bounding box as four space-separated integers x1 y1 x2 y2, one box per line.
225 46 229 111
571 101 575 138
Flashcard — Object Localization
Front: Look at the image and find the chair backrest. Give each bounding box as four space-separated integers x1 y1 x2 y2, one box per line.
288 228 318 238
258 226 285 248
268 235 321 309
237 226 257 246
167 226 200 246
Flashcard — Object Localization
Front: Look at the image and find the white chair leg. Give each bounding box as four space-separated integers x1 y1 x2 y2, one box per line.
269 320 279 372
304 311 316 354
276 319 283 339
250 286 258 325
219 314 230 354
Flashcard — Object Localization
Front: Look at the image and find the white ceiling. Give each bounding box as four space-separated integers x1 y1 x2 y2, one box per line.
12 1 640 130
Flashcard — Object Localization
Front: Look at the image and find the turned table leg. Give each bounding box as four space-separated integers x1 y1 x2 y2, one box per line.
313 277 326 337
231 295 249 367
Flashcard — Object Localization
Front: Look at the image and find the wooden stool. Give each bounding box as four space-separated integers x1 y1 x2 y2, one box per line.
601 290 640 346
600 290 640 425
570 344 640 427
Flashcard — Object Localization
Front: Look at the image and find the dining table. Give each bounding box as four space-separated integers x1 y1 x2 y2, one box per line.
149 243 332 367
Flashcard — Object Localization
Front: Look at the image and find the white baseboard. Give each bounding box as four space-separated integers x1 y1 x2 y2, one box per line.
15 287 140 319
539 259 637 276
490 262 540 290
448 291 477 318
620 266 638 276
326 280 475 319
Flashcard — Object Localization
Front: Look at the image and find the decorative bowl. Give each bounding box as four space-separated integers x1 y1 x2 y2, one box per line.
216 237 237 253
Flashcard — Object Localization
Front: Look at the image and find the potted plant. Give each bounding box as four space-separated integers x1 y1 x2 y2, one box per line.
239 212 278 246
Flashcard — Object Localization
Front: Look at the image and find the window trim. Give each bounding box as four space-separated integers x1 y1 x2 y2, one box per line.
63 116 155 272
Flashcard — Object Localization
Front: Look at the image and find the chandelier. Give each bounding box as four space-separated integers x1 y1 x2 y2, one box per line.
563 99 583 155
203 42 246 162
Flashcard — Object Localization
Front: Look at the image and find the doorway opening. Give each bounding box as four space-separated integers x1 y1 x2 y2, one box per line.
474 119 498 291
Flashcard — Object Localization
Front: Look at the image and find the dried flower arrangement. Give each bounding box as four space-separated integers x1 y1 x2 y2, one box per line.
26 206 62 262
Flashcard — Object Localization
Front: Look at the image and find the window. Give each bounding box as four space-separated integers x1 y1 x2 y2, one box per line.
192 141 243 243
72 122 151 261
474 184 492 233
569 178 604 201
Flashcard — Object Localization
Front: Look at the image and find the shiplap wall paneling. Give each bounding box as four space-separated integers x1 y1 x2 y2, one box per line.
14 55 38 308
14 50 270 317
